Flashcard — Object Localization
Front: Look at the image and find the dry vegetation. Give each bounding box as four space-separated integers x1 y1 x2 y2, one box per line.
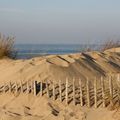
0 33 16 59
101 40 120 51
81 40 120 52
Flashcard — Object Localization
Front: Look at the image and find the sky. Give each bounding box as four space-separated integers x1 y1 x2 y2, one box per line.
0 0 120 44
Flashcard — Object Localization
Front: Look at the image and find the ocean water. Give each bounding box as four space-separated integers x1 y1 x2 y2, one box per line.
15 44 101 59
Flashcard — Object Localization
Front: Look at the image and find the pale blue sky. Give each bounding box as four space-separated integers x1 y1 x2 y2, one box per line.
0 0 120 44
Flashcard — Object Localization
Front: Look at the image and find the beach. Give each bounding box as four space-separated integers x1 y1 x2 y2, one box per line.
0 48 120 120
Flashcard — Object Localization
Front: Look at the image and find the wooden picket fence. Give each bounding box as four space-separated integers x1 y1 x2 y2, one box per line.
0 74 120 108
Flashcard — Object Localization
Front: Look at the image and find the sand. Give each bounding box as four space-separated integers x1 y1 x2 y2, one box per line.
0 48 120 120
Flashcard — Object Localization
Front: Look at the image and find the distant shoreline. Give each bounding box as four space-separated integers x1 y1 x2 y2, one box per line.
15 44 103 59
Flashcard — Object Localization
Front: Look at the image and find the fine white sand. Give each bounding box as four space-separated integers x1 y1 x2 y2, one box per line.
0 48 120 120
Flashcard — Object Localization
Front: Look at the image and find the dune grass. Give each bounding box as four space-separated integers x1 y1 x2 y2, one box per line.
0 33 17 59
101 40 120 51
81 40 120 52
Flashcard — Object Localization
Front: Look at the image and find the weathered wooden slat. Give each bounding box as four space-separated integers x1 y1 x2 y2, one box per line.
40 81 43 96
59 79 62 102
66 78 68 105
73 78 76 105
33 80 37 96
109 76 113 106
86 77 90 107
117 74 120 105
15 81 18 93
20 80 23 93
3 82 6 93
94 77 97 108
9 81 12 93
46 80 49 98
101 76 106 107
79 78 83 106
52 81 55 100
26 80 29 94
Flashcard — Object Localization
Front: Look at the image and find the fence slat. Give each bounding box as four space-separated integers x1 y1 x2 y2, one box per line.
101 76 106 107
79 78 83 106
94 77 97 108
66 78 68 105
117 74 120 105
9 81 12 93
33 80 37 96
46 80 49 98
59 79 62 102
20 80 23 93
40 81 43 96
73 78 76 105
52 81 55 100
109 76 113 106
15 81 18 93
26 80 29 94
3 82 6 93
86 77 90 107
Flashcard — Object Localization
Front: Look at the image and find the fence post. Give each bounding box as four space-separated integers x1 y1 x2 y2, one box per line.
52 81 55 100
86 77 90 107
66 78 68 105
117 74 120 105
26 80 29 94
79 78 83 106
109 75 113 106
73 78 76 105
15 81 18 93
40 81 43 96
59 79 62 102
101 76 106 107
94 77 97 108
20 80 23 93
46 80 49 98
3 82 6 93
9 81 12 93
33 80 37 96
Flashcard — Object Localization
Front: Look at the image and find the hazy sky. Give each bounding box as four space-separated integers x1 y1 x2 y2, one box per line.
0 0 120 44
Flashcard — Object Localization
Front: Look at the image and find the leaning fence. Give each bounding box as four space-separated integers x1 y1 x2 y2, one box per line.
0 74 120 108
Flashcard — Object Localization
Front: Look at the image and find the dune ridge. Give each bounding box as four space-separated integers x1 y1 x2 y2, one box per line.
0 50 120 83
0 48 120 120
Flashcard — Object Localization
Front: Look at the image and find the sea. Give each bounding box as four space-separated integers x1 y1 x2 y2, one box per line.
15 44 102 59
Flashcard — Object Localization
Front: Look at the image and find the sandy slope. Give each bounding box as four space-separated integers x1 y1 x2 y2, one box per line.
0 50 120 84
0 93 119 120
0 48 120 120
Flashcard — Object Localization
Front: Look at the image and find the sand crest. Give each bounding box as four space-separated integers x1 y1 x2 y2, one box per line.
0 48 120 120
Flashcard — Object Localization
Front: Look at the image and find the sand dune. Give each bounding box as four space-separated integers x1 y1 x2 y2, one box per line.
0 93 119 120
0 49 120 84
0 48 120 120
